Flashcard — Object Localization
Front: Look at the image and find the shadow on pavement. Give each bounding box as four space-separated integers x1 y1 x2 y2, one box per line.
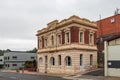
83 68 104 76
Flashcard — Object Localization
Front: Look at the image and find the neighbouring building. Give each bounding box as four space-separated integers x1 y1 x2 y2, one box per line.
36 15 98 74
104 35 120 77
4 51 37 70
97 14 120 67
0 55 4 69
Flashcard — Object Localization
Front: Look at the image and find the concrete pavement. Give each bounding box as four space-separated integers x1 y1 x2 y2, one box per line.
1 69 120 80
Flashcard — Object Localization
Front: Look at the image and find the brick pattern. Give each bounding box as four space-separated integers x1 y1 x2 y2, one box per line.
97 14 120 37
70 26 79 43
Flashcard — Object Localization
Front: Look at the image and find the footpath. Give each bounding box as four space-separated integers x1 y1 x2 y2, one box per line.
1 69 120 80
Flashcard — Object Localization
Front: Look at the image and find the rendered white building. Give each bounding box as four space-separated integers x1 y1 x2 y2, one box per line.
0 55 4 68
4 51 37 70
104 36 120 77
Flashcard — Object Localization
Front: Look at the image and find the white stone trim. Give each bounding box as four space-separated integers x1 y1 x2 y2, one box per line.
89 32 94 45
65 29 71 44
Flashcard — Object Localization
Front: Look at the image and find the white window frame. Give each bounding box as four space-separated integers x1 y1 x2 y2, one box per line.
39 57 43 65
39 38 42 48
65 56 72 66
89 33 94 45
44 38 48 47
65 31 71 44
90 54 93 65
51 35 54 46
57 34 62 45
50 57 55 66
79 31 84 44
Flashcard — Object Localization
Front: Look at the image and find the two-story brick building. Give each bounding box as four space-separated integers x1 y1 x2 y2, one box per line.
36 15 98 74
97 14 120 67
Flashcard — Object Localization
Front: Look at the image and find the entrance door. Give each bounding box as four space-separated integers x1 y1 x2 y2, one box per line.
45 56 48 73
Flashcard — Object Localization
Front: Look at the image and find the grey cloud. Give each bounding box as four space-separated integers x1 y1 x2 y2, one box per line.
0 0 120 50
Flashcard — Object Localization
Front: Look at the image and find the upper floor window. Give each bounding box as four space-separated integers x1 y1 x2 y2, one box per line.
12 56 17 60
65 32 70 44
31 56 35 59
58 34 62 45
39 39 42 48
89 33 94 45
44 38 47 47
51 35 54 46
79 31 84 44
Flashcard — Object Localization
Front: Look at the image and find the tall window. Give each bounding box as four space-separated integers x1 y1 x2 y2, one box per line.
90 54 93 65
45 39 47 47
58 34 62 45
58 55 61 65
65 56 72 66
40 40 42 48
66 32 70 44
50 57 55 65
89 33 94 44
51 35 54 46
79 32 84 43
80 54 83 66
39 57 43 64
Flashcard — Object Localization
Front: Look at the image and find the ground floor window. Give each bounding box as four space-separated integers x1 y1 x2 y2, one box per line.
65 56 72 66
58 55 61 65
80 54 83 66
90 54 93 65
50 57 55 65
39 57 43 64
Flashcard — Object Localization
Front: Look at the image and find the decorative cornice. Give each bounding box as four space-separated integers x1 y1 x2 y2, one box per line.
36 15 97 36
37 43 97 53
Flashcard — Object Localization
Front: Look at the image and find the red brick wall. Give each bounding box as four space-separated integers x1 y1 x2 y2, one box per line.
97 14 120 37
62 30 65 44
94 32 97 45
84 29 89 44
70 26 79 43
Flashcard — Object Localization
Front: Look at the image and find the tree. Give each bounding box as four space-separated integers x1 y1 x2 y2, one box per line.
26 48 37 53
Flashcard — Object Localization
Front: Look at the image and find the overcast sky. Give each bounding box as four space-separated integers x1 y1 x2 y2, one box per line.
0 0 120 51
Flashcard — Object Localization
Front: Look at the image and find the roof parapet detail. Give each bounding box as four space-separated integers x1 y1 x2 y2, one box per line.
37 15 97 36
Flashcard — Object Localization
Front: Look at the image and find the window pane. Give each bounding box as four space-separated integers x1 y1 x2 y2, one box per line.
66 32 70 43
80 32 83 42
90 54 93 65
80 54 83 66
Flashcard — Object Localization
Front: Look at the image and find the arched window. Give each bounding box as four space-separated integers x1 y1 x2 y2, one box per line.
50 57 55 65
39 57 43 64
65 56 72 66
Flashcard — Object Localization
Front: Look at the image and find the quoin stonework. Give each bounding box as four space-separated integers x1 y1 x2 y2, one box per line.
36 15 98 74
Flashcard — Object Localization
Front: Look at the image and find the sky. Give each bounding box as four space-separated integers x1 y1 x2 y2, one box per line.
0 0 120 51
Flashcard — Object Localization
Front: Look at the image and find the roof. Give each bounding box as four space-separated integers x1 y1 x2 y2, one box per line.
4 51 36 54
105 33 120 42
37 15 97 36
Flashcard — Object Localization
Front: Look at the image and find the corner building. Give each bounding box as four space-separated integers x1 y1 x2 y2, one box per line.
36 15 97 74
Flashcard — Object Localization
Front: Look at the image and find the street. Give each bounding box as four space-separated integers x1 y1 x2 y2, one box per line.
0 72 68 80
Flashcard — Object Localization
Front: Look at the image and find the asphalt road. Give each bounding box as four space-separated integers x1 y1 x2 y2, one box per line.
0 72 67 80
83 69 104 76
